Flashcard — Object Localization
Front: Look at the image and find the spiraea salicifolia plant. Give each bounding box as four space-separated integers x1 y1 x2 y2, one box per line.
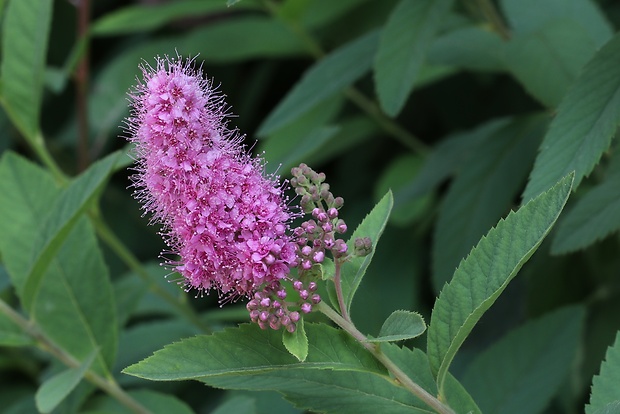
118 56 582 414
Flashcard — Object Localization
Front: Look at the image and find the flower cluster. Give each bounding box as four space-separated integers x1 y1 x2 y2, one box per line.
126 56 373 333
125 56 297 298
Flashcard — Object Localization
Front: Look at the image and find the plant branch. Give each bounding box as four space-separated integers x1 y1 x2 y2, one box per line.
0 299 152 414
74 0 91 172
260 0 428 155
317 302 456 414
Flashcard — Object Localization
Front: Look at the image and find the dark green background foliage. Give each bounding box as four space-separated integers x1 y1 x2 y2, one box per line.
1 0 620 413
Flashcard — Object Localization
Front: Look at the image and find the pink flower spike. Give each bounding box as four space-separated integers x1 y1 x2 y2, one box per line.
125 55 296 299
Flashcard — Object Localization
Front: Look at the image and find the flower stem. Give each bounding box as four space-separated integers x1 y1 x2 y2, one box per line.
0 299 153 414
332 259 350 322
316 302 456 414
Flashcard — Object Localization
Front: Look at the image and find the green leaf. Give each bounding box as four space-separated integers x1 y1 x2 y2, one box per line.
504 20 598 108
373 0 454 116
0 0 52 141
395 119 504 205
0 152 59 293
367 310 426 343
259 95 344 174
296 0 374 30
257 30 380 136
91 0 258 36
215 390 301 414
124 326 446 412
462 306 585 414
552 169 620 254
211 395 256 414
184 16 307 62
432 115 546 291
500 0 612 45
33 218 118 376
35 349 97 414
22 152 120 310
340 191 393 316
443 375 482 414
124 323 385 380
591 401 620 414
83 389 194 414
374 154 432 226
588 331 620 414
205 342 440 413
427 172 573 396
301 116 377 169
522 33 620 202
282 319 309 362
428 26 505 72
114 318 200 382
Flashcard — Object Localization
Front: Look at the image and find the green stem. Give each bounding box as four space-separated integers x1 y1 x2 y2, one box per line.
344 88 429 154
317 302 456 414
0 299 153 414
90 213 211 333
332 259 350 322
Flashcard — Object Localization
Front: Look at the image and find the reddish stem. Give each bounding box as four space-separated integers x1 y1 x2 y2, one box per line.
75 0 90 172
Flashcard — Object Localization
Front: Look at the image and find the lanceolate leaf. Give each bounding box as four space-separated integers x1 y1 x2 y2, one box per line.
35 349 97 414
396 118 508 206
522 33 620 202
505 21 598 108
591 402 620 414
33 218 118 376
0 153 58 294
340 191 393 316
432 115 546 292
552 170 620 255
427 173 573 396
83 389 194 414
124 323 385 380
260 95 344 175
22 152 120 310
428 26 506 72
374 0 454 117
91 0 259 36
125 325 441 413
0 0 52 142
588 331 620 414
500 0 612 45
462 306 585 414
257 30 379 136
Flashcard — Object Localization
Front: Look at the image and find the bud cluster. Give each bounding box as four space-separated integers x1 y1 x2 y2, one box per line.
291 163 350 269
246 279 320 332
